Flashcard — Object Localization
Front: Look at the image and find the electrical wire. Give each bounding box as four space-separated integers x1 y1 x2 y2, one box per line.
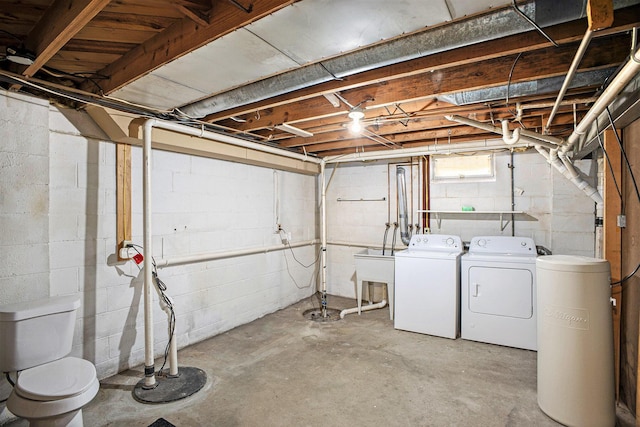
130 244 175 375
594 117 622 200
612 262 640 285
506 52 523 118
278 228 321 289
606 108 640 204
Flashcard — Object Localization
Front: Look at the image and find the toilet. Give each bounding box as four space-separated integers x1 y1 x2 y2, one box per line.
0 296 99 427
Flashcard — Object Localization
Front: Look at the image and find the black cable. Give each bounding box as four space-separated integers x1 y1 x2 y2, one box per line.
5 372 15 387
607 107 640 204
612 262 640 285
129 243 175 375
595 117 622 200
506 52 523 118
0 29 23 43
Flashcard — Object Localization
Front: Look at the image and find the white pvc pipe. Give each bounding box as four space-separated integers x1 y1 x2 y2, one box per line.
155 240 319 268
145 119 322 165
140 118 323 388
142 119 156 388
562 44 640 154
501 120 521 145
446 115 560 148
324 137 549 164
544 29 594 133
320 161 328 313
340 300 387 319
168 327 178 377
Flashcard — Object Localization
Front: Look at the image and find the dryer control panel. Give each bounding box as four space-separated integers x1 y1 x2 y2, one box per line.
468 235 536 256
408 234 462 251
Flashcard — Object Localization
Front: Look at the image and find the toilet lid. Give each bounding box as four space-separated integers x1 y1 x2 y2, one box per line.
16 357 97 401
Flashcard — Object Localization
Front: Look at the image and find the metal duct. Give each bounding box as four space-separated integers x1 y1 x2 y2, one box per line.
179 1 637 118
396 167 411 246
180 3 537 117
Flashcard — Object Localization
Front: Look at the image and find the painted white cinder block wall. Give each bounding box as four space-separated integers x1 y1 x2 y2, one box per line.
324 151 598 299
0 90 318 393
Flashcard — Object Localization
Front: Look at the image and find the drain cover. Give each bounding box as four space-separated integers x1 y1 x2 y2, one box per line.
133 366 207 404
303 308 342 322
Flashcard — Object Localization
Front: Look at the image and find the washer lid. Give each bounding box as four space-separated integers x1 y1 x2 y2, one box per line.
16 357 97 401
536 255 610 273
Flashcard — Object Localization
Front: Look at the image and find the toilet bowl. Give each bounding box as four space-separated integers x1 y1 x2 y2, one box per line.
0 296 99 426
7 357 100 427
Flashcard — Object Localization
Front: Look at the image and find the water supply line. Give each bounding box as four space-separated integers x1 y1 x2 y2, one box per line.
320 160 328 318
382 222 391 255
391 222 399 255
396 167 411 246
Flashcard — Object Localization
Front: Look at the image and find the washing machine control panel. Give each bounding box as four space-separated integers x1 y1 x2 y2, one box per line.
468 236 536 255
409 234 462 251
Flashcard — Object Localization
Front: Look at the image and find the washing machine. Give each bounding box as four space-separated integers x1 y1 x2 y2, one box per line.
461 235 538 350
394 234 463 339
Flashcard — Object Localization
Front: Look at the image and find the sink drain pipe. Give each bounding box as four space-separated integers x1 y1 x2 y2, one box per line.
340 300 387 319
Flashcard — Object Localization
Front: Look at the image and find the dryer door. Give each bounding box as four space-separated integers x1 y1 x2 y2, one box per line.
467 266 533 319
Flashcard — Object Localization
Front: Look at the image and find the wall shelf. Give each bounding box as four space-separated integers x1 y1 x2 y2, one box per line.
418 210 537 231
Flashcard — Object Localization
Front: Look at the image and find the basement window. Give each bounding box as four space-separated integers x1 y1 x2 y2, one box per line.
430 153 495 183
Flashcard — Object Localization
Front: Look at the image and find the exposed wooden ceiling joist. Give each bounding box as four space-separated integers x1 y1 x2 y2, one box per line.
22 0 111 77
90 0 295 94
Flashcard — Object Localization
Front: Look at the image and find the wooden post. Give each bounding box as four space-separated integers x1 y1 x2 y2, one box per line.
602 128 622 401
116 143 132 260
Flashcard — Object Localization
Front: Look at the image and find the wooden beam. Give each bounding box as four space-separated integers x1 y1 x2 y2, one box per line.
603 128 622 401
22 0 111 77
228 35 629 131
116 143 132 261
588 0 614 31
203 5 640 123
92 0 294 94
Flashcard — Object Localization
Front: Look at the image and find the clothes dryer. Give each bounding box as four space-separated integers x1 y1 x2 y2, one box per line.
394 234 463 338
461 236 538 350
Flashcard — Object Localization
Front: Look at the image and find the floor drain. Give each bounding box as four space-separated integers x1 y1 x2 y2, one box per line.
303 308 342 322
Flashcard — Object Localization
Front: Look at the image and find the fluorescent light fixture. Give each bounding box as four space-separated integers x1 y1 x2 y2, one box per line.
5 46 35 66
275 123 314 138
323 93 341 108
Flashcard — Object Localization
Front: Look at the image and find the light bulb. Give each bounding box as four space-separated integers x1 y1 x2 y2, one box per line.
349 118 363 133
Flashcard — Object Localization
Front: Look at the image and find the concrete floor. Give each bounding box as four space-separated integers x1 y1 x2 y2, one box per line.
6 295 636 426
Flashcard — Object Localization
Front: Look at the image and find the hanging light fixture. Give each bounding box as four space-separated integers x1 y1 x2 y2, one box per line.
348 107 365 133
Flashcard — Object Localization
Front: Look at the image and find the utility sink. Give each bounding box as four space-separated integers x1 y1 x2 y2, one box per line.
353 249 395 320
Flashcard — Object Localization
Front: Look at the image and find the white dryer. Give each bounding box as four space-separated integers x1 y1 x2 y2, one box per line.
461 235 538 350
394 234 463 339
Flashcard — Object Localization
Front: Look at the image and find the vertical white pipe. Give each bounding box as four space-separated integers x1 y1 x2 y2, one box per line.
320 160 327 313
142 119 156 388
169 329 178 376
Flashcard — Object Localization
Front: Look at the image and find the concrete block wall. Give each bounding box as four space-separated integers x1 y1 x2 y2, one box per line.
0 89 318 397
429 150 596 254
325 150 598 300
325 160 421 297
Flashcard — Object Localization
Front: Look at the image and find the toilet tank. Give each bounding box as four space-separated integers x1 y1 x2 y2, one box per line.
0 296 80 372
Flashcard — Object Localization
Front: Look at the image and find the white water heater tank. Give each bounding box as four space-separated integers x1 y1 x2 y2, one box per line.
536 255 614 427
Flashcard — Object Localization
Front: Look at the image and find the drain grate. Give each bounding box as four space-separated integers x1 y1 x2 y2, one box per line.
303 308 342 322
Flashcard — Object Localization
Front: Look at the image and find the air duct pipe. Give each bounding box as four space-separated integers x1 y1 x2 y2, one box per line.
396 167 411 246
